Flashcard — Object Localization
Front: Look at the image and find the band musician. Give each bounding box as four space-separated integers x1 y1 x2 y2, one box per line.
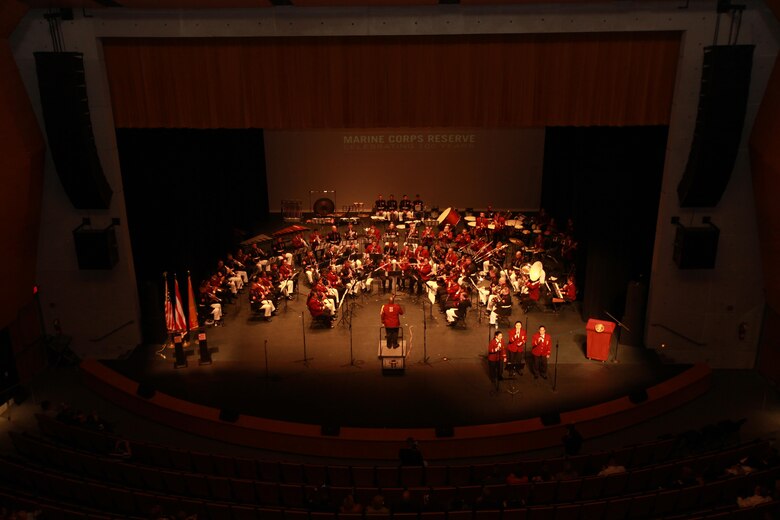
531 325 552 380
380 295 404 349
507 321 527 374
487 330 505 383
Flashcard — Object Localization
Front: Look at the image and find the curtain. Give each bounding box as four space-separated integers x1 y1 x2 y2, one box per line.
103 32 680 129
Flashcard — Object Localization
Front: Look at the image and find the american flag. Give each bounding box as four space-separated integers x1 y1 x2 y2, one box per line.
164 273 175 333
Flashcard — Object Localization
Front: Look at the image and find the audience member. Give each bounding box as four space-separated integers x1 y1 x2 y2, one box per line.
562 424 583 456
366 495 389 515
737 485 772 508
399 437 425 466
597 456 626 476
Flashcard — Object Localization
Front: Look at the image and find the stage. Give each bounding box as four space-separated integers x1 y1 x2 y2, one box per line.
105 286 687 430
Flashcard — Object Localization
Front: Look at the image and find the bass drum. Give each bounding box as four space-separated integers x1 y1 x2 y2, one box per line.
437 207 461 228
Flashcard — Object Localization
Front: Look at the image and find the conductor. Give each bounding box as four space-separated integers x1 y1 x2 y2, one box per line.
380 295 404 349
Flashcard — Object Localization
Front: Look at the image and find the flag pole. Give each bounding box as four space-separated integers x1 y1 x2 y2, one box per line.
157 272 172 359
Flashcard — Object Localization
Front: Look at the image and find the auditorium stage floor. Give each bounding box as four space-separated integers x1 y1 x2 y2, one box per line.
105 288 687 429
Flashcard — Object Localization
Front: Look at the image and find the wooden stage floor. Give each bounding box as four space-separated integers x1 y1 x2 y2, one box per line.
104 287 687 429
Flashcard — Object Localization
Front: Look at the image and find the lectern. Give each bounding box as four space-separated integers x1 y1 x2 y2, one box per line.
586 319 616 361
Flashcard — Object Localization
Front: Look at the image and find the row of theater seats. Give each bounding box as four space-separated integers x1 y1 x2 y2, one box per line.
8 416 780 519
0 451 778 520
10 429 776 506
33 413 743 488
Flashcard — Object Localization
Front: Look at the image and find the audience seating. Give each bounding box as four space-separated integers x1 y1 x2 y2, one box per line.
8 412 779 520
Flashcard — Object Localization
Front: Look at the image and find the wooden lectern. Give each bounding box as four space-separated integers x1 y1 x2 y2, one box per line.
586 319 616 361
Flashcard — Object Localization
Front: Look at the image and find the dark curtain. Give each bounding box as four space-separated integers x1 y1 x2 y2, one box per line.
117 128 268 342
102 33 680 129
541 126 667 329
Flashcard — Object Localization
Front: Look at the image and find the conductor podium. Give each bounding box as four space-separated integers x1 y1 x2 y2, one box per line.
586 319 616 361
378 327 406 375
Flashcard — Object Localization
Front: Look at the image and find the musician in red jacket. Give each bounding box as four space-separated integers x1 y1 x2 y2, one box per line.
530 325 552 379
380 295 404 349
507 321 527 373
487 330 505 383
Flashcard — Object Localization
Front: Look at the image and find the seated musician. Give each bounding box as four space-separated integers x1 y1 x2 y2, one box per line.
445 247 459 267
384 241 398 257
277 259 295 299
399 194 414 220
405 222 419 246
386 194 398 220
250 243 270 272
489 283 512 327
344 223 358 244
438 224 453 244
307 291 335 326
326 225 342 245
476 212 489 231
367 224 382 242
310 229 323 259
420 225 435 246
199 280 223 324
385 222 399 242
302 251 319 285
446 291 472 325
374 194 387 217
225 253 249 285
249 278 276 321
455 228 472 248
562 274 577 302
412 194 424 217
217 259 243 295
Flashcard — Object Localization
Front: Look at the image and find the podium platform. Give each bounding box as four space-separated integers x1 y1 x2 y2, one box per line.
586 319 616 361
378 327 406 375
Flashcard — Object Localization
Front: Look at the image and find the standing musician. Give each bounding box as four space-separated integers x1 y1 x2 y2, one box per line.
530 325 552 380
487 330 505 383
507 321 527 374
380 295 404 349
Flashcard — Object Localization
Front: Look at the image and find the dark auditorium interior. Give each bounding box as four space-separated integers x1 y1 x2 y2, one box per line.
2 0 780 518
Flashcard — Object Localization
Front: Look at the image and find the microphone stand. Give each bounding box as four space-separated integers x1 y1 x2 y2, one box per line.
552 341 560 392
297 312 311 367
422 298 430 365
604 310 631 363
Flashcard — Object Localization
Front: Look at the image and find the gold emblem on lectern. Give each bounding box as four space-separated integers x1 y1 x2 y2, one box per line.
595 323 605 333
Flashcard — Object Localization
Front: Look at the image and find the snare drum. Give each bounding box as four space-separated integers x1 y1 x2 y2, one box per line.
437 207 461 228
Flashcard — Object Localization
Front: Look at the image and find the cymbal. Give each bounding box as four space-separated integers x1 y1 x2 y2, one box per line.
509 238 524 245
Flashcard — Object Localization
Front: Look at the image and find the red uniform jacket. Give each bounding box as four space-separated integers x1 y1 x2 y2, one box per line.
381 303 404 328
531 332 552 357
488 337 505 362
507 328 527 353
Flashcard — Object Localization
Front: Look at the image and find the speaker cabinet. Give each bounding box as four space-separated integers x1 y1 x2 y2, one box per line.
34 52 112 210
673 225 719 269
73 228 118 270
678 45 754 207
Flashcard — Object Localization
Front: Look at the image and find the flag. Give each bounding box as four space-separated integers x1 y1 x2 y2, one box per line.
173 275 187 332
164 273 176 333
187 272 199 331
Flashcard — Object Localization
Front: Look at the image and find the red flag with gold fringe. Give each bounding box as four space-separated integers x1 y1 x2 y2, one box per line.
187 272 199 331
